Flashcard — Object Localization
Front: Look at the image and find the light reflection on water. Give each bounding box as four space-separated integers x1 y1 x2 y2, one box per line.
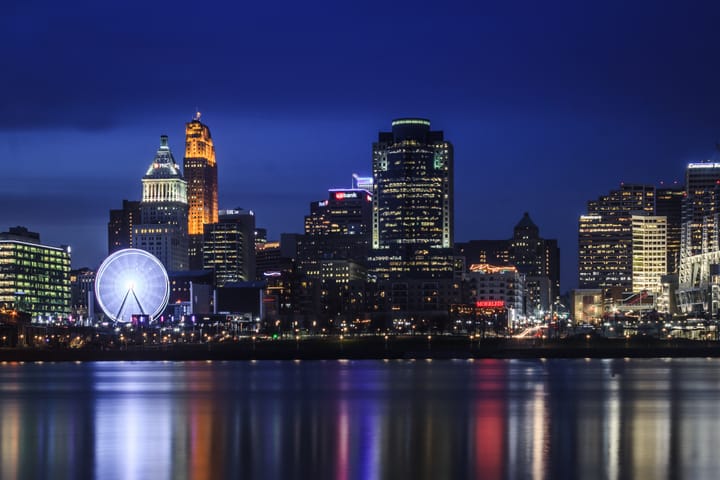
1 359 720 479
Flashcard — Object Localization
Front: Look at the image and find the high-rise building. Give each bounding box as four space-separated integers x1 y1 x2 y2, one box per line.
370 118 454 276
184 113 218 269
0 226 71 320
369 118 457 326
681 163 720 261
299 187 372 278
678 162 720 313
108 199 141 254
631 214 667 294
578 184 657 291
656 186 684 274
297 187 373 325
509 212 560 313
203 209 256 286
132 135 189 271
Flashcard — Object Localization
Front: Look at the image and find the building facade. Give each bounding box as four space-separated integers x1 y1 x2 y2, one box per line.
578 184 657 291
509 212 560 314
184 114 218 269
368 118 457 327
0 226 71 320
656 186 683 274
132 135 189 271
108 200 141 255
631 214 667 294
678 162 720 313
203 209 256 286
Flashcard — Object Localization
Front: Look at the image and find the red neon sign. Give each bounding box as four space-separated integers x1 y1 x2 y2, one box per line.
476 300 505 308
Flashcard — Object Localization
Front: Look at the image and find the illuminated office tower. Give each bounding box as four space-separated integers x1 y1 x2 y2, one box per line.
0 226 71 320
369 118 457 325
184 113 218 269
203 209 256 287
132 135 189 271
578 184 656 290
631 214 667 294
299 187 372 277
681 163 720 260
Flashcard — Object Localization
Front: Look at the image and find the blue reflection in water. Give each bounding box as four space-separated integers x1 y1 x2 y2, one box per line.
2 359 720 479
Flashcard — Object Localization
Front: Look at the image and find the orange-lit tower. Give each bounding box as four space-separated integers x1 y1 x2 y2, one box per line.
183 112 218 269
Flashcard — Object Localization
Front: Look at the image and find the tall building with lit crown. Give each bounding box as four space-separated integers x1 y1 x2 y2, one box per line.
0 226 71 320
184 113 218 269
369 118 457 327
132 135 189 271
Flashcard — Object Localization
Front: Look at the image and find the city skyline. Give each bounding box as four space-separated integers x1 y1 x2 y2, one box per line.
4 0 720 291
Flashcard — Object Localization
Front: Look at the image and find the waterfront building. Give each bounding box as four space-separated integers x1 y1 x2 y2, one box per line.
631 214 667 294
108 200 140 254
184 113 218 269
69 267 96 321
578 184 657 292
0 226 71 320
132 135 189 271
456 213 559 316
678 162 720 313
509 212 560 314
368 118 458 328
465 263 525 327
299 188 372 276
203 209 256 286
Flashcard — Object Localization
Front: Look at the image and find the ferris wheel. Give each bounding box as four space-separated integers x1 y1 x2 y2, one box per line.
94 249 170 323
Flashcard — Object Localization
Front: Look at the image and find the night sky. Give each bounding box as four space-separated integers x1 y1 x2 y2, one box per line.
3 0 720 291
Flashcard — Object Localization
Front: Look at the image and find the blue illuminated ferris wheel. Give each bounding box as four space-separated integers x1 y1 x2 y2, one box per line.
94 249 170 323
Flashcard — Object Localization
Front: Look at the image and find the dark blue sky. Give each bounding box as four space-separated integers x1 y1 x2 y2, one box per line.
3 0 720 291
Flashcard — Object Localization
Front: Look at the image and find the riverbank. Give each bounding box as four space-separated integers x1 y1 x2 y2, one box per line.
1 336 719 361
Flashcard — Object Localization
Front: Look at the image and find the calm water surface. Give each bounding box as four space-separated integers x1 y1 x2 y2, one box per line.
0 358 719 480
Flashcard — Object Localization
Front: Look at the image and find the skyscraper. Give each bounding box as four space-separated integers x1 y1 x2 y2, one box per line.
184 113 218 269
631 214 667 294
369 118 457 326
371 118 453 276
509 212 560 312
203 209 256 286
299 187 372 277
132 135 189 271
677 162 720 313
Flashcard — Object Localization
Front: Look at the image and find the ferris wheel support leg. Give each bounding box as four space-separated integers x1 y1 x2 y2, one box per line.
116 289 132 322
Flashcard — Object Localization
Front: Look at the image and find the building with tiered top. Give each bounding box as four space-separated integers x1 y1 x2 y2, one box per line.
132 135 189 271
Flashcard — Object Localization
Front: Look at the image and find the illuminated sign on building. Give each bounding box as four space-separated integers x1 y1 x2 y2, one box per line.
334 191 359 200
476 300 505 308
